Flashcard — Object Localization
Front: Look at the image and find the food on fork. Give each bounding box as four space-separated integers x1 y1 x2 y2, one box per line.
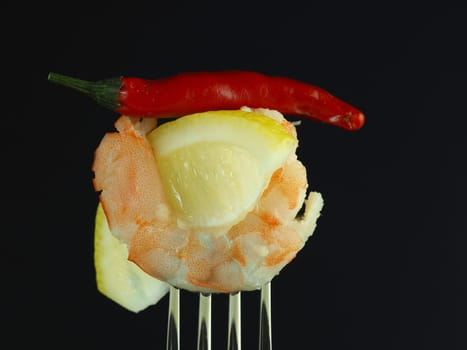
93 108 323 296
48 70 365 311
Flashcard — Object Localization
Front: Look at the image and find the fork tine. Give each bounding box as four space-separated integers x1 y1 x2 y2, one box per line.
259 282 272 350
197 293 212 350
166 286 180 350
227 291 241 350
166 283 272 349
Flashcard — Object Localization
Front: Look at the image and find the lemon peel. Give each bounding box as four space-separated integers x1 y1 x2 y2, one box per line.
94 203 169 313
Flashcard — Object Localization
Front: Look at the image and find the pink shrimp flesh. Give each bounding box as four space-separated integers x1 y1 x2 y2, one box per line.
92 109 323 293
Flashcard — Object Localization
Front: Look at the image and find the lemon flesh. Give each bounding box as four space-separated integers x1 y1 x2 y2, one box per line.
94 203 169 313
147 110 297 229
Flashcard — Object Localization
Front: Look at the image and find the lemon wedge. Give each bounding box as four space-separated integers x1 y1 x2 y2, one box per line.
94 203 169 313
147 110 297 229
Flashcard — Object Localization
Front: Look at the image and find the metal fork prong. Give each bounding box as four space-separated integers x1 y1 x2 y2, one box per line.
259 282 272 350
227 291 242 350
197 293 212 350
166 286 180 350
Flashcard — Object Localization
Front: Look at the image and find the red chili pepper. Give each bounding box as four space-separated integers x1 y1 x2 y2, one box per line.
48 71 365 130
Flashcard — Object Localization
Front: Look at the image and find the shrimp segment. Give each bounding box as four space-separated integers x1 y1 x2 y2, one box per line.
93 111 323 294
93 117 170 244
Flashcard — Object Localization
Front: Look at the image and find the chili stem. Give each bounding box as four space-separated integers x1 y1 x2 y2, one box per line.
48 72 121 110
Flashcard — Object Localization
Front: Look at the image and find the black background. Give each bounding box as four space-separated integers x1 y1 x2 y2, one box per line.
4 1 466 349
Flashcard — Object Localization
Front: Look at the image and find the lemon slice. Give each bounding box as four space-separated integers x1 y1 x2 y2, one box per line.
147 110 297 229
94 203 169 313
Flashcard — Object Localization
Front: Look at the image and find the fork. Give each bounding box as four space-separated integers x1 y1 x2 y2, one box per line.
165 282 272 350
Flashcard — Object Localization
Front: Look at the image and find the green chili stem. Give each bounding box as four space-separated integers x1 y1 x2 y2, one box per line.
48 72 122 111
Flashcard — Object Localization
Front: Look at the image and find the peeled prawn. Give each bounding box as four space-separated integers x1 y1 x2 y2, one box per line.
93 109 323 294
